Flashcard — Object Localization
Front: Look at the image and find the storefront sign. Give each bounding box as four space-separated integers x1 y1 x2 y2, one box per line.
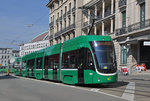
143 41 150 46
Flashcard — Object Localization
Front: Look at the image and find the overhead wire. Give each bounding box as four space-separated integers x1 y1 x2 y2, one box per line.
3 0 140 46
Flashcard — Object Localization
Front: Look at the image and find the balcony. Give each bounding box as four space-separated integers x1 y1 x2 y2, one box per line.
96 15 102 21
72 7 76 14
63 13 66 18
56 18 59 23
104 10 111 17
119 0 127 7
59 16 62 21
55 24 75 37
115 27 128 36
49 35 53 40
67 10 71 16
83 21 88 27
49 22 54 28
115 19 150 36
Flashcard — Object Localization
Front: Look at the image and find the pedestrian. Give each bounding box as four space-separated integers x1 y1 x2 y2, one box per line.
136 64 140 71
141 63 147 71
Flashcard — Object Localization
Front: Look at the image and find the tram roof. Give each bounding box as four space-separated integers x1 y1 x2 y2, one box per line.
44 43 61 56
63 35 112 52
21 35 112 61
15 57 22 62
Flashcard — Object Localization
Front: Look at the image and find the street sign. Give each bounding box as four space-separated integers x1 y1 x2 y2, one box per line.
143 41 150 46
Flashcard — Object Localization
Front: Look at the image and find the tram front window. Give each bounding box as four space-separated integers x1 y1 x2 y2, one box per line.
90 41 117 74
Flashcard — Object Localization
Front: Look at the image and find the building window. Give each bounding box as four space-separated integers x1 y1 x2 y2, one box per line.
64 19 66 28
61 10 63 17
57 12 59 19
121 45 127 64
74 0 76 8
58 0 60 6
73 14 75 24
57 23 59 32
53 15 55 22
65 6 67 14
140 3 145 28
60 21 62 30
122 11 126 28
69 3 71 11
51 17 53 22
68 17 71 26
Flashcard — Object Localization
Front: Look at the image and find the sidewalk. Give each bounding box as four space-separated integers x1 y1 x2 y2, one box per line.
130 70 150 76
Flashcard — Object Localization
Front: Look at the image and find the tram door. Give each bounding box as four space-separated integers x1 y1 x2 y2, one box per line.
53 67 57 81
44 67 48 79
27 68 29 77
78 68 84 84
78 48 85 84
31 68 34 77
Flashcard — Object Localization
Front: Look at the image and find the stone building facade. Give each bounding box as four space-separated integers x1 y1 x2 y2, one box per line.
114 0 150 72
0 48 19 66
20 31 50 57
47 0 83 45
47 0 150 72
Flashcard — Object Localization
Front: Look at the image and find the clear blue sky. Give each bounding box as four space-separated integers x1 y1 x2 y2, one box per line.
0 0 49 50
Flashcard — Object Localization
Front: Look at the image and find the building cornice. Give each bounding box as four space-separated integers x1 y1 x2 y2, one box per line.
46 0 55 8
83 0 103 8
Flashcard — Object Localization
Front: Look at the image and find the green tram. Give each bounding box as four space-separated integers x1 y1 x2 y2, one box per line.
14 57 22 75
0 66 7 73
15 35 117 84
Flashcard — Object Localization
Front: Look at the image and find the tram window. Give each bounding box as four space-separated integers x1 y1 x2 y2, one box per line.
44 56 49 69
62 50 77 69
44 54 59 69
62 53 69 68
78 48 86 68
70 55 76 68
62 48 94 69
86 50 94 68
27 59 34 69
22 61 26 69
36 58 42 69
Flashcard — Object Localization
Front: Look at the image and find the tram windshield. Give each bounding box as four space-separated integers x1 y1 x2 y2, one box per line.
90 41 117 74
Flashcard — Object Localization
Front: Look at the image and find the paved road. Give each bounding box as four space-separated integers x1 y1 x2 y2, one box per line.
1 73 150 101
119 74 150 101
0 74 127 101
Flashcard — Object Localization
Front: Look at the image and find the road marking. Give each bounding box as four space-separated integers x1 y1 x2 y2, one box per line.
122 82 135 101
14 75 127 100
90 88 99 92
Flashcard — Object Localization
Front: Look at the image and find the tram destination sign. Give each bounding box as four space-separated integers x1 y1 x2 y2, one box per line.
143 41 150 46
